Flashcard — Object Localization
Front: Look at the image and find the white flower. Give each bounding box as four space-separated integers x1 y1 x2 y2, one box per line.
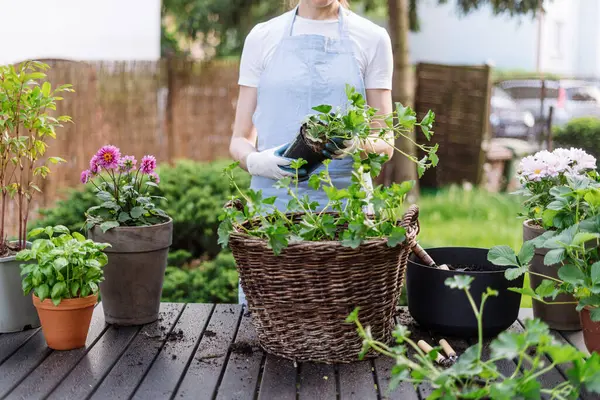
569 148 596 172
551 148 573 173
519 155 549 182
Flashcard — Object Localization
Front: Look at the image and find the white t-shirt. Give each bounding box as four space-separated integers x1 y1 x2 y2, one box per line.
238 8 393 90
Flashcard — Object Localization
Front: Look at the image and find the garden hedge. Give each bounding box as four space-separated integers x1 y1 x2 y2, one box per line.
553 117 600 159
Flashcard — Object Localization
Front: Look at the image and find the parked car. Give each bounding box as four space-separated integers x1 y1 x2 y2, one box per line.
490 86 535 139
497 79 600 129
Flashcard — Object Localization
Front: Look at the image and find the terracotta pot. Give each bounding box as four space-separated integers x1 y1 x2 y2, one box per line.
523 220 581 331
33 294 97 350
580 307 600 353
88 218 173 325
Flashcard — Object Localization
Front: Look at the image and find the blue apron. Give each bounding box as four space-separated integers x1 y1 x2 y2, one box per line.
240 5 369 304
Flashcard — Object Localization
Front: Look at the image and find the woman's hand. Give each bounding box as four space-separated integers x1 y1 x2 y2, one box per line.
246 144 307 180
322 137 360 159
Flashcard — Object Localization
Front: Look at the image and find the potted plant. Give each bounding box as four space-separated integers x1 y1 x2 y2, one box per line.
349 275 600 398
16 226 109 350
283 85 437 176
218 86 438 363
82 147 172 325
0 61 70 332
515 148 597 330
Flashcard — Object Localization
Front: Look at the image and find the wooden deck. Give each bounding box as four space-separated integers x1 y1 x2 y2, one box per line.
0 304 592 400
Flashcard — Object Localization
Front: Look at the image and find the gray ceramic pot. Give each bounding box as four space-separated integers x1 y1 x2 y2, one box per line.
0 243 40 333
89 218 173 325
523 220 581 331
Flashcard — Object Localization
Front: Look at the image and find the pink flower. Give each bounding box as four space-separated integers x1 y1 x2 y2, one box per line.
80 170 92 184
95 145 121 170
140 155 157 174
118 155 137 172
149 172 160 184
89 155 100 174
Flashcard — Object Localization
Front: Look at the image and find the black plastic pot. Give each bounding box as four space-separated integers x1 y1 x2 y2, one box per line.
406 247 524 338
283 125 326 175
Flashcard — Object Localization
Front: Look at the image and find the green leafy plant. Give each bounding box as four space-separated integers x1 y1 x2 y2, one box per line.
0 61 71 253
303 85 438 176
16 226 110 305
218 87 437 255
349 275 600 399
82 146 169 232
513 148 597 227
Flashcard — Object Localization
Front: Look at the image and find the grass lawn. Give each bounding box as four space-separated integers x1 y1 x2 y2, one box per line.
415 186 532 307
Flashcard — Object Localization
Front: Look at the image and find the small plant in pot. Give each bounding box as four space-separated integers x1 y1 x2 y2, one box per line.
349 276 600 399
283 84 438 176
0 61 71 332
514 147 597 330
17 226 108 350
82 146 172 326
218 87 438 363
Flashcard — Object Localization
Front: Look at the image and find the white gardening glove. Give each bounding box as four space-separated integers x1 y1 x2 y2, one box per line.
246 144 295 180
323 137 360 159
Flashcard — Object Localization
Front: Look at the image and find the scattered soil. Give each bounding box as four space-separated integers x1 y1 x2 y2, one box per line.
172 354 177 360
243 310 252 318
204 330 217 338
446 264 504 272
230 341 256 356
168 329 185 342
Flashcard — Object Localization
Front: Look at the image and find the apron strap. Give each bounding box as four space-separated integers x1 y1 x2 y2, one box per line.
285 4 349 39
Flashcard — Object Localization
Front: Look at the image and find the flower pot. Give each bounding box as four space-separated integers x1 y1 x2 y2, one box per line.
580 307 600 353
88 218 173 325
406 247 524 338
523 221 581 331
283 125 327 175
33 294 97 350
0 243 40 333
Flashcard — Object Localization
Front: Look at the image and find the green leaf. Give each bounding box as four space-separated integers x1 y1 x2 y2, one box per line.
100 221 120 233
505 264 528 281
36 283 50 301
535 279 559 298
71 281 80 297
419 110 435 140
395 103 417 129
572 232 600 246
312 104 332 114
387 226 406 247
543 344 584 364
217 219 233 248
491 331 524 359
541 209 558 228
53 257 68 271
592 262 600 285
118 212 131 223
307 175 321 190
518 241 535 265
51 281 66 299
544 248 565 266
444 275 474 290
130 207 145 219
53 225 69 234
488 246 519 267
558 265 586 285
27 228 45 238
72 232 86 242
590 308 600 322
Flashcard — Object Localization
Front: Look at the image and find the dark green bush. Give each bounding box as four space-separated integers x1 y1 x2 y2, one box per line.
553 117 600 158
161 252 238 303
33 159 250 257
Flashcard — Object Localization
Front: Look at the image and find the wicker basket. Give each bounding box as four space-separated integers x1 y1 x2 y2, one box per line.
229 205 420 364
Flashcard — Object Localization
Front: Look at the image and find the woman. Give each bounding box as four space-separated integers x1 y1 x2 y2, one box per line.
229 0 395 304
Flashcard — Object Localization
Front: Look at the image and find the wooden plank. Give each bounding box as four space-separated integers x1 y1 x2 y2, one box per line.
0 330 52 398
0 327 40 366
298 362 336 400
47 324 140 399
7 304 108 399
89 303 185 400
257 354 297 400
338 360 377 400
216 308 265 400
373 357 419 400
172 304 243 400
131 303 215 400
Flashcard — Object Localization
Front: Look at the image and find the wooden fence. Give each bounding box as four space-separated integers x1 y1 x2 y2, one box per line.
415 63 492 188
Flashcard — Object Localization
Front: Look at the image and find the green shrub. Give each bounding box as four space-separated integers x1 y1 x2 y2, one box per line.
553 117 600 159
33 159 250 257
161 252 238 303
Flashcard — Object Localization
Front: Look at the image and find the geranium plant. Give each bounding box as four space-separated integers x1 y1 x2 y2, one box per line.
349 275 600 399
0 61 71 253
514 148 597 228
81 145 169 232
218 91 438 255
16 226 109 305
